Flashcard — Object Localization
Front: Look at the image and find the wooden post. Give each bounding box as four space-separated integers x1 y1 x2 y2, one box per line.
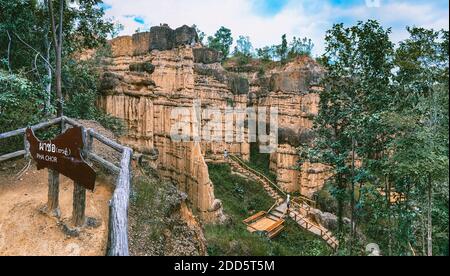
23 133 30 159
72 182 86 227
46 117 65 218
47 169 61 217
71 126 89 228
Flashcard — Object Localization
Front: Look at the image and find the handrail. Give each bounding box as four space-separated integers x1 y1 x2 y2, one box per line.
228 155 339 251
0 116 133 256
230 155 286 196
0 117 63 140
294 195 317 209
291 207 338 250
267 201 279 214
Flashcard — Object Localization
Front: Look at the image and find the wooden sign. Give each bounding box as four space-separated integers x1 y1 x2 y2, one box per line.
26 127 96 190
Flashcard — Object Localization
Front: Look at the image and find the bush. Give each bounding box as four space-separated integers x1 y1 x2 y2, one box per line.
0 70 46 154
63 59 126 136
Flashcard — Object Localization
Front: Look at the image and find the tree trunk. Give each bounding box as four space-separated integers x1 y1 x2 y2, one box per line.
44 32 52 115
337 175 345 234
72 183 86 227
6 30 12 73
427 175 433 256
349 137 356 255
385 176 392 256
47 169 60 217
48 0 64 117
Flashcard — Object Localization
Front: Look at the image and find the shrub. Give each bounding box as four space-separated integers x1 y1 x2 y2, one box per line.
0 70 46 154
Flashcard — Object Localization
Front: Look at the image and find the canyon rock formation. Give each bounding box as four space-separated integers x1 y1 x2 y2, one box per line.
98 25 331 222
242 56 332 197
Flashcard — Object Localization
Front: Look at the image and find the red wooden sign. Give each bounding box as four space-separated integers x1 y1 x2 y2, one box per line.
26 127 96 190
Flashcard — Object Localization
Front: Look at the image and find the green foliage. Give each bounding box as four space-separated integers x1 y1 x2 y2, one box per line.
62 57 126 136
207 26 233 60
206 163 331 256
278 34 288 63
249 142 277 182
0 70 46 154
255 34 314 63
233 35 254 66
256 46 275 62
234 36 254 57
0 0 123 137
309 21 449 256
288 37 314 59
310 20 395 238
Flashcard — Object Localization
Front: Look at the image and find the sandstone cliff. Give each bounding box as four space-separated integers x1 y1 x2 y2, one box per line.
98 25 248 222
244 56 332 197
98 25 330 221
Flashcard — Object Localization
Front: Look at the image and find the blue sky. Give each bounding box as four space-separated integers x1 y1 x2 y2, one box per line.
101 0 449 55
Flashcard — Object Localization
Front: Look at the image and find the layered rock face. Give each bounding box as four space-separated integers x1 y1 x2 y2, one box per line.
99 25 330 221
98 25 248 222
248 56 332 197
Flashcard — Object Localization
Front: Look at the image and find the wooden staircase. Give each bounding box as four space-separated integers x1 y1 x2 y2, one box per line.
230 155 339 251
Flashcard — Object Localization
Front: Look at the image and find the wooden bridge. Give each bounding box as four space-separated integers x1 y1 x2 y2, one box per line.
229 154 339 251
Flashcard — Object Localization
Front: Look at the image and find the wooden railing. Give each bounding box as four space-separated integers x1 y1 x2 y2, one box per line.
230 154 339 251
0 116 133 256
267 201 280 214
290 209 339 250
229 155 286 196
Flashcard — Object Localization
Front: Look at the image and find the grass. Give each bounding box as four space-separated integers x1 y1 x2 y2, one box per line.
245 143 277 183
206 163 332 256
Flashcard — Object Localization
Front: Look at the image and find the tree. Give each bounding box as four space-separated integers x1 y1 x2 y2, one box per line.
386 27 449 256
288 36 314 58
308 21 395 255
0 0 113 115
277 34 288 63
234 35 254 57
47 0 64 117
256 46 275 62
207 26 233 60
192 24 206 45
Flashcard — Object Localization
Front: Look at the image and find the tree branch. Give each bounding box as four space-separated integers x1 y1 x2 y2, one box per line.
58 0 64 48
6 30 12 73
12 32 54 71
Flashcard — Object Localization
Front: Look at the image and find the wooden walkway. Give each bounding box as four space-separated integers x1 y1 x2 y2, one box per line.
229 155 339 251
243 203 288 239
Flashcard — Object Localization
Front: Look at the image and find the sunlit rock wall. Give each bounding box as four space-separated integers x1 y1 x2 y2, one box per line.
98 25 249 222
252 56 331 197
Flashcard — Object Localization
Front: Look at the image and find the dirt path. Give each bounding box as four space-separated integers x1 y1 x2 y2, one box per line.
0 161 113 256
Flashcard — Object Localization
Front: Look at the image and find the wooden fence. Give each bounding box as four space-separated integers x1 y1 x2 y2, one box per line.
0 116 133 256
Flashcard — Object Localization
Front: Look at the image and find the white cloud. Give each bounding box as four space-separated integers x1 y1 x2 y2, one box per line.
102 0 449 56
334 1 449 43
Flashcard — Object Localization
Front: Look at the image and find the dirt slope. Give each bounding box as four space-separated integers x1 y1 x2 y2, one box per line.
0 160 113 256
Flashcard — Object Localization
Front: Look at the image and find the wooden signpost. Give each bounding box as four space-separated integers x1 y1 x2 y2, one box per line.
26 126 96 228
1 117 133 255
